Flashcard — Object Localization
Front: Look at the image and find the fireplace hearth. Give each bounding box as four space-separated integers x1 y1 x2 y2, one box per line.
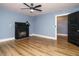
15 22 30 39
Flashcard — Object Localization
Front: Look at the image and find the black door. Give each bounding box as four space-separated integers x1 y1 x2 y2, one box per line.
68 11 79 46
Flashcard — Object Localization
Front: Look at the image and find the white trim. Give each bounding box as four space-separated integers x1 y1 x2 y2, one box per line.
55 13 70 17
29 34 33 36
55 15 57 40
0 37 15 42
55 13 70 39
31 34 56 40
57 33 68 36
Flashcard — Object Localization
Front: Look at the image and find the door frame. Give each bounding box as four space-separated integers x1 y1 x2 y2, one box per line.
55 13 70 39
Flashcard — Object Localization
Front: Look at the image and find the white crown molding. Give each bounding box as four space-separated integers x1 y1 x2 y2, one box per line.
31 34 57 40
0 37 15 42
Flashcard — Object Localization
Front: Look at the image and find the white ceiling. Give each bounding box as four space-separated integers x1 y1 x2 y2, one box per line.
1 3 79 16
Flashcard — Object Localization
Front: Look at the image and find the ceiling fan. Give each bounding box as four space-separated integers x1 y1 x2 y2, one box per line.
21 3 42 13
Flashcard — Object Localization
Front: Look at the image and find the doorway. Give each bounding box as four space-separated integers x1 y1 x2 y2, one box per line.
56 14 68 46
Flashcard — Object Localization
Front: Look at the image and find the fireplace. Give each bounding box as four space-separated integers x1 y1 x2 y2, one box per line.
15 22 29 39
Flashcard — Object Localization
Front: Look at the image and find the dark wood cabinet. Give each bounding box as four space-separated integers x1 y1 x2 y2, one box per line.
68 11 79 46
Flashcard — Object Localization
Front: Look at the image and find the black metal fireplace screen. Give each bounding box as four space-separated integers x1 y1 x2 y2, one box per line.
15 22 29 39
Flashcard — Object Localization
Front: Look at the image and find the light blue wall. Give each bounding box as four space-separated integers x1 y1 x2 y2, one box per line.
1 5 79 39
29 16 34 34
32 7 79 38
33 13 56 37
0 8 32 39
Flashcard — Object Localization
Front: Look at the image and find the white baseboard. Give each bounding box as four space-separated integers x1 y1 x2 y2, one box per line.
29 34 33 36
31 34 57 40
0 34 57 42
57 33 68 36
0 37 15 42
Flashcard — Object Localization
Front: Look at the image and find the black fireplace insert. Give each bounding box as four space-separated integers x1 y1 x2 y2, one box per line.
15 22 29 39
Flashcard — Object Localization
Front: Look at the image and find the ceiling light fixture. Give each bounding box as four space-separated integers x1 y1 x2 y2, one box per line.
30 9 34 13
22 3 42 13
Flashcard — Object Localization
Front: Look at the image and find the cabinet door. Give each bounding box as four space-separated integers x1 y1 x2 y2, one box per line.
68 12 79 45
75 12 79 42
68 13 77 35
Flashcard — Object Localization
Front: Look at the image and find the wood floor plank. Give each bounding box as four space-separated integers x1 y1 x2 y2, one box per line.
0 36 79 56
15 40 49 56
20 40 64 56
7 41 32 56
0 45 11 56
6 41 22 56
